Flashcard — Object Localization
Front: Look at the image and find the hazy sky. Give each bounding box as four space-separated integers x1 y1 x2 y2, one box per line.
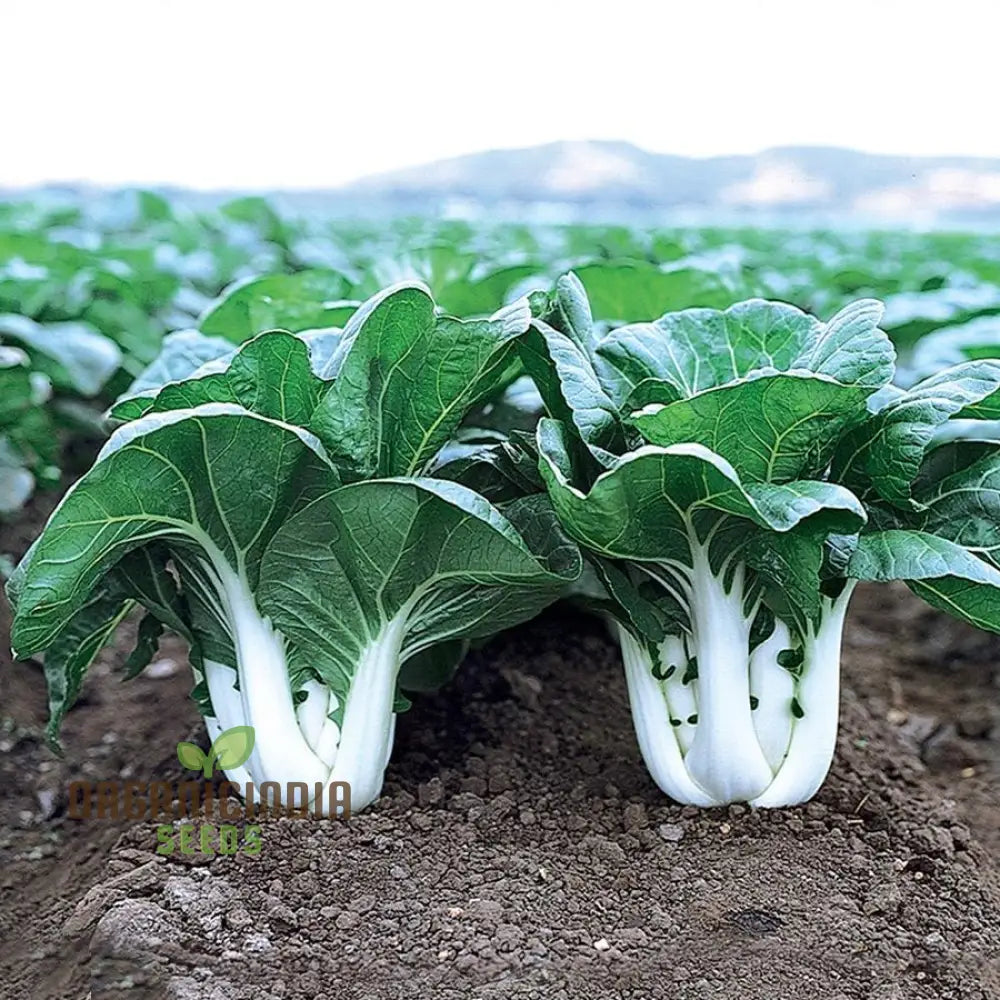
3 0 997 189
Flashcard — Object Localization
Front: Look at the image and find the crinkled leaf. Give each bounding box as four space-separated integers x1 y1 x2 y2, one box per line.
110 329 235 422
519 273 625 459
528 272 595 351
311 284 530 479
199 270 357 342
258 479 580 704
10 405 339 659
832 360 1000 508
599 299 891 400
537 417 865 571
848 530 1000 632
630 371 870 482
910 449 1000 565
519 318 622 460
109 332 322 426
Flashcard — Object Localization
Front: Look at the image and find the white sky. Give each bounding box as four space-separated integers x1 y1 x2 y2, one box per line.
2 0 997 190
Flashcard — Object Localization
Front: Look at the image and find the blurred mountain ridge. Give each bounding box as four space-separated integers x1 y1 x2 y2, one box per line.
10 141 1000 225
344 140 1000 220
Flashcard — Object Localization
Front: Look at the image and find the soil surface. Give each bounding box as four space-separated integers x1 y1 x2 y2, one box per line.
2 494 1000 1000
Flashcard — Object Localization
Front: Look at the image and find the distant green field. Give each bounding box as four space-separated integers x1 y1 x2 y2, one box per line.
3 190 1000 516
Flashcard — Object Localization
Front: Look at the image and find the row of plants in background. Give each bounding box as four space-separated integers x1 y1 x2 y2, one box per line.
8 258 1000 814
4 191 1000 516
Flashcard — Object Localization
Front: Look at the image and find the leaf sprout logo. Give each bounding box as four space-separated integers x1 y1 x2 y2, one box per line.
157 725 262 858
65 723 346 857
177 725 255 778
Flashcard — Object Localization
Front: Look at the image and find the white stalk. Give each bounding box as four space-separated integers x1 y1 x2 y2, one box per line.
618 623 716 806
323 612 410 814
383 715 398 772
749 619 796 772
658 635 698 755
313 690 341 770
683 548 774 803
204 659 255 786
751 583 856 808
295 679 330 753
204 659 247 732
216 564 331 789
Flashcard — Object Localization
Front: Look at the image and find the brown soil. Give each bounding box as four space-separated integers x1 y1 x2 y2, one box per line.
0 490 201 999
2 494 1000 1000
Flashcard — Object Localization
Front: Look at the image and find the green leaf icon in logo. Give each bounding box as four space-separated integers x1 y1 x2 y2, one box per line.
176 741 207 772
210 725 256 773
176 726 255 777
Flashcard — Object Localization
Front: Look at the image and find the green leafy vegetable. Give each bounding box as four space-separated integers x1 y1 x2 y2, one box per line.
8 283 579 814
528 282 1000 808
199 270 358 342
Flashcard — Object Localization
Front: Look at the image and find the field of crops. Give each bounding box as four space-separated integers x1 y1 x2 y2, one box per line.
3 192 1000 998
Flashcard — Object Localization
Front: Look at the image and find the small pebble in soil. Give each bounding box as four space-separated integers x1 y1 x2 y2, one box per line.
144 657 180 678
34 790 56 818
593 938 610 951
726 908 785 936
623 803 646 831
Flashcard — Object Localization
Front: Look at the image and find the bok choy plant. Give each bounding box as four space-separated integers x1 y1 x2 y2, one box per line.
7 283 580 812
526 275 1000 807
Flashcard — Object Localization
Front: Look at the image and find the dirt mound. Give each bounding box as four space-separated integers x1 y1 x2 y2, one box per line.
4 484 1000 1000
43 606 1000 1000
